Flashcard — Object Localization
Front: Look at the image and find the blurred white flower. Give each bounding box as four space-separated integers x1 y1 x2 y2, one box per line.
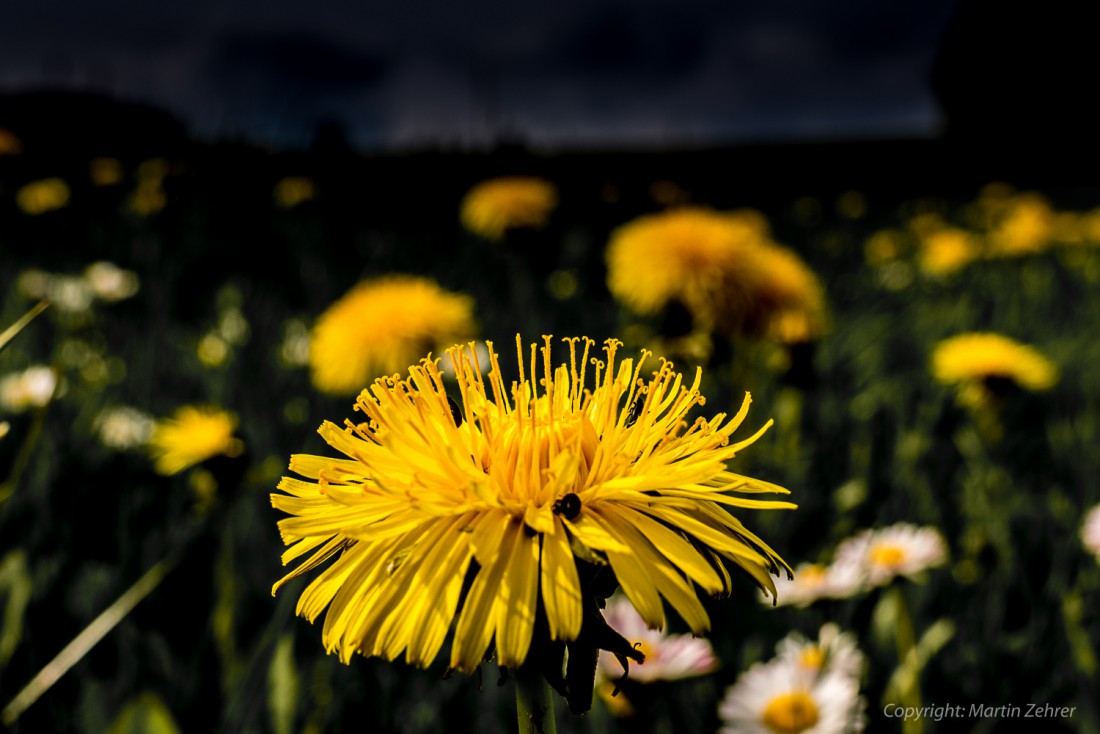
0 366 58 412
84 262 140 302
765 562 863 607
94 406 156 450
279 319 310 368
719 656 864 734
439 341 491 378
833 523 948 588
597 594 718 684
49 276 95 313
1082 504 1100 561
775 624 865 683
15 269 52 300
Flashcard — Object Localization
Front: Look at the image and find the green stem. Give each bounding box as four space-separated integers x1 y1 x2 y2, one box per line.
1 555 179 725
891 586 922 734
514 665 556 734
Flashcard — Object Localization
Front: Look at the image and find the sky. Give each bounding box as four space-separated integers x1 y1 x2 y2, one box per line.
0 0 961 150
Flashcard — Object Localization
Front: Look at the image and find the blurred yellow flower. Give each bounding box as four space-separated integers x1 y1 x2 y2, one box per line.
918 227 979 276
0 128 22 155
129 158 170 216
274 176 316 208
273 336 794 677
606 207 766 330
16 178 70 215
147 406 244 476
740 244 829 344
309 276 476 395
863 229 906 267
460 177 557 240
988 193 1054 256
931 333 1059 392
129 180 166 216
89 157 124 187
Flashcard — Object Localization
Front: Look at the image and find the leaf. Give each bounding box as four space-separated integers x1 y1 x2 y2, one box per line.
0 300 49 353
267 634 299 734
884 619 956 703
107 692 182 734
0 550 32 665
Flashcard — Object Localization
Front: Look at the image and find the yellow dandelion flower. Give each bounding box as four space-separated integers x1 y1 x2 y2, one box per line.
988 193 1054 256
918 227 979 276
147 406 244 476
460 177 557 240
274 176 316 208
273 336 794 679
739 245 828 344
309 276 476 395
931 333 1059 392
129 180 166 216
863 229 907 267
606 207 766 329
0 128 22 155
89 157 124 187
16 178 70 216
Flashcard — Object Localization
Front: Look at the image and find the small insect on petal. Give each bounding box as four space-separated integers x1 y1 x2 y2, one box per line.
447 396 463 426
552 493 582 521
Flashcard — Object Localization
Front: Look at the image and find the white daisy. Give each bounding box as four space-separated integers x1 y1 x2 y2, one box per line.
596 594 718 684
832 523 947 588
719 657 864 734
775 624 865 683
1082 504 1100 561
93 406 156 450
84 261 140 302
765 562 863 607
0 366 59 412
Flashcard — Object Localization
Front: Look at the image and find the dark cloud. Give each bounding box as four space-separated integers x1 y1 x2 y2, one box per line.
0 0 961 148
209 30 388 93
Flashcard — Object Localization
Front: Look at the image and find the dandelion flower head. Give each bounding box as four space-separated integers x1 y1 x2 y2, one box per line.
832 524 947 589
739 245 828 344
988 193 1054 256
89 157 123 187
274 176 316 208
273 336 795 674
0 128 21 155
719 656 864 734
460 177 557 240
918 228 979 276
606 207 766 328
931 333 1059 393
309 276 476 395
17 178 70 216
147 405 244 476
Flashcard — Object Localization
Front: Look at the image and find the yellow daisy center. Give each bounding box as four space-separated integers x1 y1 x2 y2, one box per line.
633 639 657 663
799 563 828 587
762 691 820 733
869 543 907 568
798 645 825 671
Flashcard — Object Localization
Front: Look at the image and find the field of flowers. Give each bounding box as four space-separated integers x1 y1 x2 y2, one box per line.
1 122 1099 734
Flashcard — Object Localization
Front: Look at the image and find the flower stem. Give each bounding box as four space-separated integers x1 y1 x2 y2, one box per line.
891 585 922 734
514 665 556 734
